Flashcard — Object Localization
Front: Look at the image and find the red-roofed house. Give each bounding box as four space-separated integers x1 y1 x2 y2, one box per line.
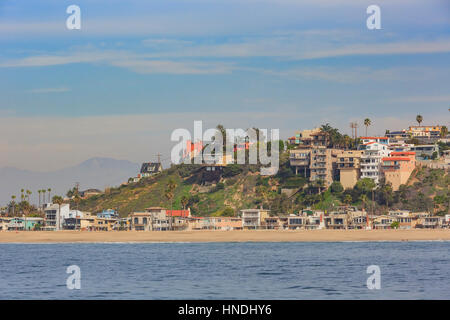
166 208 191 218
381 152 416 191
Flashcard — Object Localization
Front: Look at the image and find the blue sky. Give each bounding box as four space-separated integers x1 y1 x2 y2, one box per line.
1 0 449 170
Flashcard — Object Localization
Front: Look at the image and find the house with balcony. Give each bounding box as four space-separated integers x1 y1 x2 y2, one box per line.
6 217 44 231
372 215 397 229
44 203 70 231
129 207 170 231
240 208 270 229
416 216 443 229
337 150 363 189
409 145 439 160
388 210 415 229
323 212 348 229
381 152 416 191
360 136 389 145
79 213 119 231
359 142 391 184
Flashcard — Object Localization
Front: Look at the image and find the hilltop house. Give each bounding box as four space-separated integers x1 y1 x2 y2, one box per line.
140 162 163 178
381 151 416 191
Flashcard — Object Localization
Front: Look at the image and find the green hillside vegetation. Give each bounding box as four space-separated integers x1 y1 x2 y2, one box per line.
75 149 449 217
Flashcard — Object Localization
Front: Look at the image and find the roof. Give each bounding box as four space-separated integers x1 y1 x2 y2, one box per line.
382 157 411 161
390 151 416 156
140 162 162 174
166 210 190 218
361 137 388 140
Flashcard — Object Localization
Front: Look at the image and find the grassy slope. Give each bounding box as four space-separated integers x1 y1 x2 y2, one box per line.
76 163 449 217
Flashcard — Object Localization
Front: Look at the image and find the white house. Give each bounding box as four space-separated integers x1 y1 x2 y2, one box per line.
44 203 70 230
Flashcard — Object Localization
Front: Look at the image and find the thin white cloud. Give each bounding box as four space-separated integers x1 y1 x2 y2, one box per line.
389 94 450 103
27 87 71 94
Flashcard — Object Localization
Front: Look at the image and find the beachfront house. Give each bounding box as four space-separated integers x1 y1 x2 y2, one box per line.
240 208 270 230
44 203 70 231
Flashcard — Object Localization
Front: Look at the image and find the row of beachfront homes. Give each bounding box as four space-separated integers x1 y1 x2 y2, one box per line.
1 204 449 231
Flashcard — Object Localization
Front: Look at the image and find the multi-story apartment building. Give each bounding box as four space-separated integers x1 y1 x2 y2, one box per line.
289 147 311 176
309 147 339 186
381 151 416 191
359 142 391 184
290 146 339 187
336 150 363 189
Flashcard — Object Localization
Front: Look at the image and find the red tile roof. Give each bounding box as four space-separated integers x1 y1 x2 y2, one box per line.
391 151 416 156
166 210 190 218
382 157 411 162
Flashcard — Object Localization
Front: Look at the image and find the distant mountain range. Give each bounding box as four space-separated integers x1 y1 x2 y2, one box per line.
0 157 140 206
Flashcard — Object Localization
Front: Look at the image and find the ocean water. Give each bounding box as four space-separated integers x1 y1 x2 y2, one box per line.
0 241 449 299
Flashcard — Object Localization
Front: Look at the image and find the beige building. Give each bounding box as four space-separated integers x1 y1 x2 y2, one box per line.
336 150 363 189
240 208 270 229
80 214 118 231
381 152 416 191
290 146 340 187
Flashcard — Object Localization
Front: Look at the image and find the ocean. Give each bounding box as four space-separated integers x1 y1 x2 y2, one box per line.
0 241 449 299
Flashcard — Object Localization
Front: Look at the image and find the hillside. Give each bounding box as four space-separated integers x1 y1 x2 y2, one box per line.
75 154 449 217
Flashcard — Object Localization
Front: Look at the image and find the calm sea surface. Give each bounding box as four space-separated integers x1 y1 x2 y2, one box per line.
1 242 449 299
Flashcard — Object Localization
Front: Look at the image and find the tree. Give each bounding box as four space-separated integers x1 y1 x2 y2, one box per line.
343 194 353 206
11 195 16 216
330 181 344 194
38 190 42 208
165 179 177 230
52 195 64 231
390 221 400 229
416 114 423 126
364 118 371 136
359 194 368 211
47 188 52 203
355 178 376 195
181 195 188 210
42 189 46 205
440 126 448 138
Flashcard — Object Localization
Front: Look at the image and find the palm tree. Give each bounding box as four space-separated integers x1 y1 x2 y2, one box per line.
165 179 177 231
416 115 423 126
343 194 352 206
47 188 52 203
26 190 32 203
42 189 46 205
364 118 371 136
359 194 369 229
52 195 64 231
181 195 188 210
359 194 368 211
74 194 81 211
440 126 448 138
11 195 16 216
38 190 42 208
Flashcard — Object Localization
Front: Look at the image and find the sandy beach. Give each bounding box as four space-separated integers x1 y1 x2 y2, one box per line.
1 229 450 243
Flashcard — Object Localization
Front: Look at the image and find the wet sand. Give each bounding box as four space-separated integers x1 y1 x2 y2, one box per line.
1 229 450 243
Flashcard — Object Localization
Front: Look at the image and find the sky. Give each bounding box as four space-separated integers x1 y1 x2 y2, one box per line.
1 0 450 171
